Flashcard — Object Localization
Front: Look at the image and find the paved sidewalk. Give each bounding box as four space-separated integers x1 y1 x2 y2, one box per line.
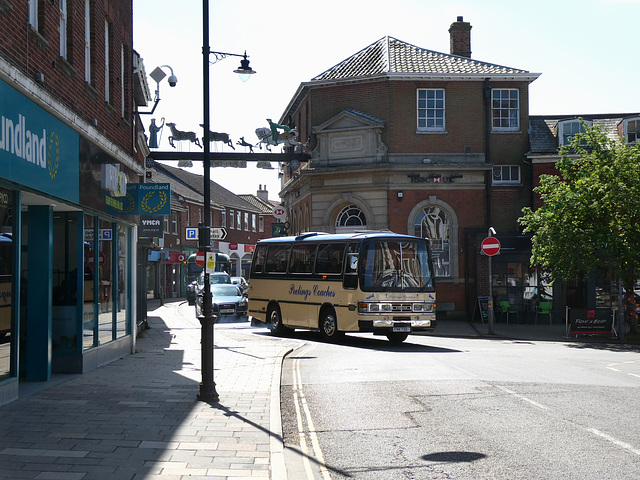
0 300 636 480
0 300 301 479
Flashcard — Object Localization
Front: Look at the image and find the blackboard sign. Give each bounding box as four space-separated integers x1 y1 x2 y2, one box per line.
568 308 613 335
474 296 490 323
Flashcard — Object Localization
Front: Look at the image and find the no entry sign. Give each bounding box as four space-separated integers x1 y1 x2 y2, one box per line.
195 251 206 267
481 237 501 256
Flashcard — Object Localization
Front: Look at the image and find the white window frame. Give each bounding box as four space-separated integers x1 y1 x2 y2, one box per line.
492 89 520 131
221 209 226 228
229 209 235 229
29 0 38 30
120 45 125 117
59 0 68 58
171 211 178 234
492 165 521 185
84 0 91 83
624 117 640 145
252 214 257 232
417 89 445 132
259 216 264 233
558 120 591 146
237 211 242 230
104 20 110 102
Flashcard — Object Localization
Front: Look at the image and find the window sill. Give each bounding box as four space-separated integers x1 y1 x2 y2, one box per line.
28 25 48 50
416 129 447 135
491 129 521 134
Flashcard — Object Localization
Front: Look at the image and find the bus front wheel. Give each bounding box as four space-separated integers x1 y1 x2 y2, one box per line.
268 305 288 336
320 309 342 342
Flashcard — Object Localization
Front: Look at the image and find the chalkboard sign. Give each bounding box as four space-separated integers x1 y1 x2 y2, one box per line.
474 296 490 323
568 308 613 335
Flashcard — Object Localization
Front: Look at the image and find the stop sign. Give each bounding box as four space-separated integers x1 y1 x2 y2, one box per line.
481 237 501 256
195 251 206 267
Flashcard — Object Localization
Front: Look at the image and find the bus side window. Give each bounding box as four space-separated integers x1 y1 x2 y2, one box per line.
265 245 290 274
316 243 344 274
289 244 316 274
252 246 267 274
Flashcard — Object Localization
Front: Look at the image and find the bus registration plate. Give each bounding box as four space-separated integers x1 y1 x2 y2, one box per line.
393 326 411 333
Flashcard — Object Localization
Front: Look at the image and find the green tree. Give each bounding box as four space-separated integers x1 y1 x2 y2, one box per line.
519 122 640 331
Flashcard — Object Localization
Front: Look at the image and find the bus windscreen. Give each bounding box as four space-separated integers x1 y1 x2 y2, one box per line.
359 240 433 291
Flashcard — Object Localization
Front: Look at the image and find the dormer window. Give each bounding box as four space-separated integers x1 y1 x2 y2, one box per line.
558 120 591 146
624 118 640 145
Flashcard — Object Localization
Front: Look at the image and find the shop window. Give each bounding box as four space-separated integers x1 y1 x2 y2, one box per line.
0 188 14 381
83 215 96 349
116 225 128 338
97 219 114 345
414 206 450 277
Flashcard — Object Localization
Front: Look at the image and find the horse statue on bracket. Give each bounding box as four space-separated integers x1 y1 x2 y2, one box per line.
255 126 305 151
165 123 202 149
199 125 235 150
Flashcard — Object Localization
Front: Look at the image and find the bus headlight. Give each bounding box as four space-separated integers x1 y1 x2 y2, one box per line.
358 302 393 313
413 303 434 313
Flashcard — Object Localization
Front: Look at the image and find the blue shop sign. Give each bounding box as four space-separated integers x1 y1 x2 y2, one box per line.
0 80 79 203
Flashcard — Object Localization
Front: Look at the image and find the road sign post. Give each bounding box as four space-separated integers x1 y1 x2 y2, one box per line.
482 232 500 335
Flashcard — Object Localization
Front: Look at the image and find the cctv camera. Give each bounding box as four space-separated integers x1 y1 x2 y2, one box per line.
167 75 177 87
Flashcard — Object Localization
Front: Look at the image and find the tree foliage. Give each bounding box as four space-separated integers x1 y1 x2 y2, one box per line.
519 122 640 288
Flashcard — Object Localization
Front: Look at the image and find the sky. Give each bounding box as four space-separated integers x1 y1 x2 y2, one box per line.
133 0 640 199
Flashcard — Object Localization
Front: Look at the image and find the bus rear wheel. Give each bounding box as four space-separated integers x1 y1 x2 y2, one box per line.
386 332 408 344
268 305 288 336
320 309 342 342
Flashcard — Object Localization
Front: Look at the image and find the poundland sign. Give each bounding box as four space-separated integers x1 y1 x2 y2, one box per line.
0 79 79 203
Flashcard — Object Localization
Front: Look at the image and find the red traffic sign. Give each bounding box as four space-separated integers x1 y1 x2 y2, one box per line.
195 251 206 267
88 249 105 267
481 237 501 256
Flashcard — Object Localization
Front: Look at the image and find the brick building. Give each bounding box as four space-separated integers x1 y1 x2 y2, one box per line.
278 17 541 319
0 0 145 404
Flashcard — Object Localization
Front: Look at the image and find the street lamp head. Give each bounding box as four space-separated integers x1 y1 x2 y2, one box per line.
233 52 256 82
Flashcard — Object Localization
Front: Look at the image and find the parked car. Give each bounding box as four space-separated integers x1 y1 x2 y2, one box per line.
230 276 249 295
195 283 248 319
186 271 231 305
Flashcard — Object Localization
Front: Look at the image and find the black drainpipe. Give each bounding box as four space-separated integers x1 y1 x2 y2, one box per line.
483 78 492 226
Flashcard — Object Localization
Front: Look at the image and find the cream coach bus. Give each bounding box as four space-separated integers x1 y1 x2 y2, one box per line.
248 232 436 343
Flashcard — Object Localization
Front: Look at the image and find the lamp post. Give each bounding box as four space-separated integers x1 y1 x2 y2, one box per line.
197 0 255 403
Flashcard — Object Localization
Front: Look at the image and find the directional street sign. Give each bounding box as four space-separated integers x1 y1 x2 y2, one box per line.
210 227 227 240
185 226 227 241
481 236 501 256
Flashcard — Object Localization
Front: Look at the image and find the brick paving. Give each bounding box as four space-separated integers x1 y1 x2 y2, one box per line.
0 300 301 480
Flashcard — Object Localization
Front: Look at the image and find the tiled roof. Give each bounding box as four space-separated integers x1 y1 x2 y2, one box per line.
312 36 534 81
154 163 260 212
238 194 276 214
528 114 640 154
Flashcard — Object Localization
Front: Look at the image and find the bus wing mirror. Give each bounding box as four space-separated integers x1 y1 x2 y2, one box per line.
349 254 358 271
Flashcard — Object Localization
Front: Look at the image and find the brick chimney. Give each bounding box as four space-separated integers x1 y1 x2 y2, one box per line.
449 16 472 58
257 184 269 202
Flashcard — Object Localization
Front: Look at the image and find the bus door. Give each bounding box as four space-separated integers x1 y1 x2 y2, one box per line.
285 244 317 328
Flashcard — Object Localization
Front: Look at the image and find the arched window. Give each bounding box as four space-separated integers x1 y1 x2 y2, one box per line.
414 206 450 277
335 205 366 233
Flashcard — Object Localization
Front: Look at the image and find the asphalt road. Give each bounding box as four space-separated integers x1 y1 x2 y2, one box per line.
280 331 640 480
